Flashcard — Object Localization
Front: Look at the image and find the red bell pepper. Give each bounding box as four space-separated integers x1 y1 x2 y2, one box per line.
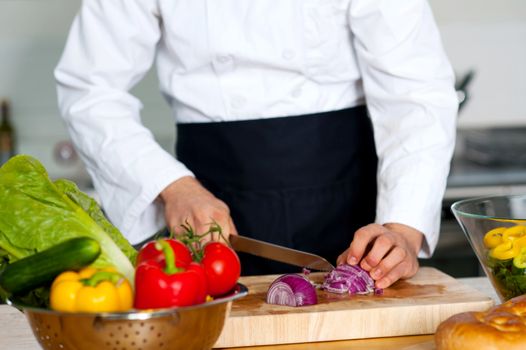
136 238 192 267
134 240 207 309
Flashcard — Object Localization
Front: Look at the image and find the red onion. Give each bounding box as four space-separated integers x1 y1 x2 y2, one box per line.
322 264 380 295
266 274 318 307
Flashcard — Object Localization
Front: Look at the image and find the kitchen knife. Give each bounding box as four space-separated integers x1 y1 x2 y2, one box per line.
229 235 335 272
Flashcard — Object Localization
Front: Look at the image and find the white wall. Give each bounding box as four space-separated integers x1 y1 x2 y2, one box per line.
0 0 171 183
0 0 525 180
429 0 526 129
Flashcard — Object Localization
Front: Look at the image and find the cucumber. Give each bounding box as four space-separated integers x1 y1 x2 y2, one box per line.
0 237 101 295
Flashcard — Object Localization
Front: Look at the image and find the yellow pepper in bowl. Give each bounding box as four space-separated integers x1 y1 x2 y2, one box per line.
483 227 506 248
490 240 520 260
485 226 526 260
50 267 133 313
502 225 526 241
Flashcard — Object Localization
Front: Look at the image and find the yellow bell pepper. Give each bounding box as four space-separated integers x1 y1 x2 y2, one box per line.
50 267 133 313
512 235 526 250
502 225 526 241
490 240 521 260
483 227 506 248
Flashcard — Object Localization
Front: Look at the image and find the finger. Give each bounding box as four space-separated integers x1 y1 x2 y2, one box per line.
369 246 407 281
360 259 373 271
375 262 408 289
195 214 217 237
171 213 209 242
347 224 384 265
337 249 350 266
227 216 238 236
362 234 396 271
171 216 193 236
211 217 234 242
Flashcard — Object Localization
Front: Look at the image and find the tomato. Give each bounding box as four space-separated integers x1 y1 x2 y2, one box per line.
136 239 192 267
201 242 241 297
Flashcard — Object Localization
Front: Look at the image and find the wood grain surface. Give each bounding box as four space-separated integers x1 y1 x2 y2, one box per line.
214 267 494 348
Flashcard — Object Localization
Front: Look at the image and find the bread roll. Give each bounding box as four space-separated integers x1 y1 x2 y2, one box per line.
435 294 526 350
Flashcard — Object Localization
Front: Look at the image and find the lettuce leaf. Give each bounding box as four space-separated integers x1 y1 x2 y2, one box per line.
53 178 137 264
0 155 136 285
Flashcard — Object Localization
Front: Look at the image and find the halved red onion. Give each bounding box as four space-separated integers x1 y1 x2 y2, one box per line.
322 264 380 295
266 274 318 307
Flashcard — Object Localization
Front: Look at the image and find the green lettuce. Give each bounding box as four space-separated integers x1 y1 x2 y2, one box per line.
0 155 136 287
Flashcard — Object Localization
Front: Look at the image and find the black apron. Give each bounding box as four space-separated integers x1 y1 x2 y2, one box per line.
176 106 378 276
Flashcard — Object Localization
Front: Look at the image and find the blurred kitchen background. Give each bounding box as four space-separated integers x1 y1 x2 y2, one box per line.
1 0 525 277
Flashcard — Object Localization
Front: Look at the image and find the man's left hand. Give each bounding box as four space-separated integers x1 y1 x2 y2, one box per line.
337 223 423 289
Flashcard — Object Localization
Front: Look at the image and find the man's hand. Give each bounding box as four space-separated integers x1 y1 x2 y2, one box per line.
160 176 238 242
337 223 423 289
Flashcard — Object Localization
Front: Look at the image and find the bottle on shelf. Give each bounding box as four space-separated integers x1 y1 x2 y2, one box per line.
0 99 16 165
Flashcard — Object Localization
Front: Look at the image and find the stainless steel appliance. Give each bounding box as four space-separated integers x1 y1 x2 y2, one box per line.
422 129 526 277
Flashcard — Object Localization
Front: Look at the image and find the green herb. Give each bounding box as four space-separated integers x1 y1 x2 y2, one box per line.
487 256 526 300
0 155 136 304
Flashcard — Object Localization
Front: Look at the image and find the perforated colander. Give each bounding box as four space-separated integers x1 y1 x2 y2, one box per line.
7 284 247 350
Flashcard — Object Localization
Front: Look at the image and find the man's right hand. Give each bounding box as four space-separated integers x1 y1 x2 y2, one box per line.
160 176 238 242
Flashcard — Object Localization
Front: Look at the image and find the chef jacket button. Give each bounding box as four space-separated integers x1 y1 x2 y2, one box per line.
231 95 246 109
282 50 295 60
291 88 302 98
217 55 233 64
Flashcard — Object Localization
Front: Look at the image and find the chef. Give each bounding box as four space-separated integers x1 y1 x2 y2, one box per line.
55 0 458 288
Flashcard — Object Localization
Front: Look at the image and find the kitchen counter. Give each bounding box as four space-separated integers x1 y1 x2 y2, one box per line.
444 151 526 200
0 277 498 350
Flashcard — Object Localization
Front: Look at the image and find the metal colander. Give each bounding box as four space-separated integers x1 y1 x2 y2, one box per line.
8 284 248 350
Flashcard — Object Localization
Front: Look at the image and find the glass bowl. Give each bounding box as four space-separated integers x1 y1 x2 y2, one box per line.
6 283 248 350
452 194 526 302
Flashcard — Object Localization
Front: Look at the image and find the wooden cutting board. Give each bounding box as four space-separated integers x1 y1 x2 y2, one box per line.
214 267 494 348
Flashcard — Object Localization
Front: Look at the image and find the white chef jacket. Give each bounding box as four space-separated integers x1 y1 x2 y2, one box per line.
55 0 458 257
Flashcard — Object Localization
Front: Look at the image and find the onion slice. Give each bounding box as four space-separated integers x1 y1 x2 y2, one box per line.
266 274 318 307
322 264 380 295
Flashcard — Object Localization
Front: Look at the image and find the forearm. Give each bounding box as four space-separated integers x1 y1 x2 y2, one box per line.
54 0 194 243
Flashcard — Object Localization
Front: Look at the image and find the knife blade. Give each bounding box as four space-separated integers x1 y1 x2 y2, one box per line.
229 235 335 272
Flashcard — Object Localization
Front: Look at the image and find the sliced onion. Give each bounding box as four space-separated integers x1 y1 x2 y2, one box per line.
266 274 318 307
322 263 380 295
